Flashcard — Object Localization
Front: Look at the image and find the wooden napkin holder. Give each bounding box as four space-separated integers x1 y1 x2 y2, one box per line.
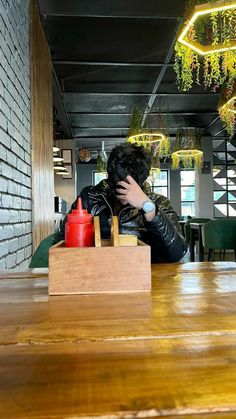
48 216 151 295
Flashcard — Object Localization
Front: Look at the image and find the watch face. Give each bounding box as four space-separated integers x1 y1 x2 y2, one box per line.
143 201 155 213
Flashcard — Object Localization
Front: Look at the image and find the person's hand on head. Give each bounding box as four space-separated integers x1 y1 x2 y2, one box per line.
116 175 149 209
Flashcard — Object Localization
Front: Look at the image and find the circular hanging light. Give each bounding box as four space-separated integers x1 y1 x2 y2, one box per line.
53 156 64 162
78 148 91 162
56 170 69 175
127 132 170 158
53 163 67 171
171 129 203 170
127 132 165 145
172 149 203 169
53 146 60 152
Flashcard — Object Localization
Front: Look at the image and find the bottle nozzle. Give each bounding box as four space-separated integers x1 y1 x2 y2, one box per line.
77 197 83 211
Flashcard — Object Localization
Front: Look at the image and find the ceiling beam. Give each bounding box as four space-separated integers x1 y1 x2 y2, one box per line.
74 134 229 139
214 127 228 136
68 111 219 116
72 127 129 130
72 126 206 131
141 19 183 126
43 13 179 19
53 60 173 67
52 67 73 138
204 115 221 132
65 92 219 96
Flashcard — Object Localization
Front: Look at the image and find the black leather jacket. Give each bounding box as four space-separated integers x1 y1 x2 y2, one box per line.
61 180 187 263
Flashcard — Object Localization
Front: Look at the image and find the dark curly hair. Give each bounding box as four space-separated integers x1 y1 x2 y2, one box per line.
107 143 151 190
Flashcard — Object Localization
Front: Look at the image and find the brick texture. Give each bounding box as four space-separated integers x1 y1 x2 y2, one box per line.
0 0 31 269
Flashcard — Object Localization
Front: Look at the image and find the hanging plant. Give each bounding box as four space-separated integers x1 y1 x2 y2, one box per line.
218 83 236 137
127 106 171 157
175 0 236 92
97 154 107 173
171 128 203 169
150 152 161 182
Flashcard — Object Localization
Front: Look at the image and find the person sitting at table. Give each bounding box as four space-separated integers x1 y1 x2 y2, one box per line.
60 143 187 263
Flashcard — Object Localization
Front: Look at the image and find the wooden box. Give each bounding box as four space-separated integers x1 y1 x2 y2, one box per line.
48 216 151 295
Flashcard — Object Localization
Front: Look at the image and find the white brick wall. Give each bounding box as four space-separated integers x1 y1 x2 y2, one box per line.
0 0 31 269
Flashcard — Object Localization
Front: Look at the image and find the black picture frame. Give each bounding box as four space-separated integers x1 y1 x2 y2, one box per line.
62 165 73 179
62 149 72 164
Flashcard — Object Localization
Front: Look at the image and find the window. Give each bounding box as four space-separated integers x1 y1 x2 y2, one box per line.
93 169 169 198
147 170 168 197
180 170 195 217
92 171 107 186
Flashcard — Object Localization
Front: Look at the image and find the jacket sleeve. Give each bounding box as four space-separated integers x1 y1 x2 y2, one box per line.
143 195 188 262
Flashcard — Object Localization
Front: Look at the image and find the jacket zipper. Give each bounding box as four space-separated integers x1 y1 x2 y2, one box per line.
118 205 133 220
91 193 114 217
90 192 133 220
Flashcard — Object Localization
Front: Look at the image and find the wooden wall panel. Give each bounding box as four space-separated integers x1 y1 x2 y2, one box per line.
30 0 54 252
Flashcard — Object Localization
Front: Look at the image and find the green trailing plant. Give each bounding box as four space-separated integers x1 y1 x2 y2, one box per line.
218 83 236 137
149 152 161 183
127 106 171 158
171 128 203 169
219 104 235 137
97 154 107 173
174 0 236 92
128 106 144 136
174 42 200 91
155 110 171 158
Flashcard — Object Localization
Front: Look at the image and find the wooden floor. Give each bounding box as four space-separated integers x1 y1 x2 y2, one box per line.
0 262 236 418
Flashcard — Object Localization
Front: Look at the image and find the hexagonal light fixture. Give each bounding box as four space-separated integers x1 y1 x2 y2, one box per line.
218 93 236 137
220 95 236 114
178 0 236 56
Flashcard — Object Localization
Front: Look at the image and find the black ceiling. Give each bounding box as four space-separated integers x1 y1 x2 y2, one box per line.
37 0 229 152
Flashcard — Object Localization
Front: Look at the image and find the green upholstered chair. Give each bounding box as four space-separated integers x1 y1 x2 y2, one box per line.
184 218 211 243
202 219 236 261
29 231 62 268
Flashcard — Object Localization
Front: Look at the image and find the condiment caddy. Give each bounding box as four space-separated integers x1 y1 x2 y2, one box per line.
49 211 151 295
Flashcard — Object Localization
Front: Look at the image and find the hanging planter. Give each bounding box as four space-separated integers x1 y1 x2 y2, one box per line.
97 154 107 173
171 128 203 169
149 152 161 183
127 107 171 157
174 0 236 92
127 132 165 147
218 84 236 137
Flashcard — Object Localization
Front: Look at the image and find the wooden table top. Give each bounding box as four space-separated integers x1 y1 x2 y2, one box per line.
0 262 236 418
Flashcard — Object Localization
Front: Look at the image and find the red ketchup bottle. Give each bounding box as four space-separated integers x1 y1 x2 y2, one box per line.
65 197 94 247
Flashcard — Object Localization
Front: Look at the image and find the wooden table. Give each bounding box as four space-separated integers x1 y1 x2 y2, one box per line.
0 262 236 418
189 222 205 262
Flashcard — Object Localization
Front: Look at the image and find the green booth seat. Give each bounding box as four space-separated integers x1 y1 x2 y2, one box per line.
202 218 236 261
184 218 212 243
29 231 63 268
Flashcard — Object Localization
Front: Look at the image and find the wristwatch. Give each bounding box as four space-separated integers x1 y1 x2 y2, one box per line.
141 200 155 214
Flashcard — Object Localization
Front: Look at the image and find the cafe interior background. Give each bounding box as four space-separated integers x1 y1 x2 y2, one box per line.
0 0 236 269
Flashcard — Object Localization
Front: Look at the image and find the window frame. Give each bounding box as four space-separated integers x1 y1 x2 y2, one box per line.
180 169 196 217
149 169 169 198
92 170 107 186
